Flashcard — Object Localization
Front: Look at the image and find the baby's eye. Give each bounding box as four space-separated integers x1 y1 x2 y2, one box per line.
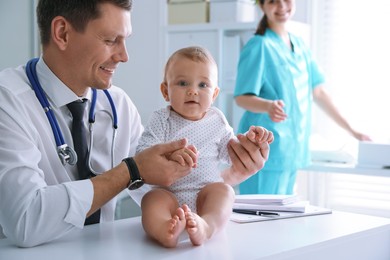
199 82 208 88
178 80 188 87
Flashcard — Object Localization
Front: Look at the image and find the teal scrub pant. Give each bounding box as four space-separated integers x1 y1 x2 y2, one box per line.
239 169 297 195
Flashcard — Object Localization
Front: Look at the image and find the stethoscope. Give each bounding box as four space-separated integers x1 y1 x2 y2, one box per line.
25 58 118 174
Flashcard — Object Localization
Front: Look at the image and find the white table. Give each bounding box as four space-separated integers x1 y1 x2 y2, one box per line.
0 211 389 260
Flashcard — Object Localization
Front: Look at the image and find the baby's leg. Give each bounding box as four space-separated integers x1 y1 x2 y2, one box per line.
183 182 235 246
141 188 186 248
182 204 209 246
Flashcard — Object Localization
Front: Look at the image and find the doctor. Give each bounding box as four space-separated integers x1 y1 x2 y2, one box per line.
0 0 270 247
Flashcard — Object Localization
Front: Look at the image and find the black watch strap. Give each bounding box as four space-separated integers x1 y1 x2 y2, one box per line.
122 157 144 190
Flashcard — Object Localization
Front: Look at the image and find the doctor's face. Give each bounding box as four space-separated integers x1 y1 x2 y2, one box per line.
65 3 131 95
161 57 219 121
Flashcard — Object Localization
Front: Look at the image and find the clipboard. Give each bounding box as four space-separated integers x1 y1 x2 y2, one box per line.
230 205 332 223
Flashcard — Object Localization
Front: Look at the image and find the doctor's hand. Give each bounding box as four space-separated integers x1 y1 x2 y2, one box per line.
168 144 198 168
222 134 270 186
133 139 195 187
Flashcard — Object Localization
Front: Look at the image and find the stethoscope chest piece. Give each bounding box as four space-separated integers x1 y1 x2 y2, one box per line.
57 144 77 166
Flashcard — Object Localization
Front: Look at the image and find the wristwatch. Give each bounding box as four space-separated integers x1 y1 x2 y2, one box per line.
122 157 144 190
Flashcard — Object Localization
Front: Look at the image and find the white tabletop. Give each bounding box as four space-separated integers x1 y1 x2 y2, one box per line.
0 211 389 260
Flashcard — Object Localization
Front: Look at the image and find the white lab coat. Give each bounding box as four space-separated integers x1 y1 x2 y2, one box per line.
0 58 143 246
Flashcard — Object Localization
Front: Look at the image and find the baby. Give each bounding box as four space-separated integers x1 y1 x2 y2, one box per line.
136 46 273 247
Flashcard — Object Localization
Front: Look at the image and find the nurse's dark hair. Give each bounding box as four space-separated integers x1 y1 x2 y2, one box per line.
163 46 218 83
37 0 132 46
255 0 268 35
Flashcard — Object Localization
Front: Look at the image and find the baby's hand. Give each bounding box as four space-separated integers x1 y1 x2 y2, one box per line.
246 126 274 146
168 144 198 168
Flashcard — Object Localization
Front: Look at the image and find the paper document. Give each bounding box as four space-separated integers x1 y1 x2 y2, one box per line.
234 194 299 205
233 201 309 213
230 205 332 223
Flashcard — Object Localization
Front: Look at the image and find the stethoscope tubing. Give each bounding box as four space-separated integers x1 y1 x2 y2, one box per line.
26 58 66 146
26 58 118 171
88 114 117 174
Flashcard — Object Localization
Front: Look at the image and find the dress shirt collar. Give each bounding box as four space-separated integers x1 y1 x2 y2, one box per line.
36 57 92 108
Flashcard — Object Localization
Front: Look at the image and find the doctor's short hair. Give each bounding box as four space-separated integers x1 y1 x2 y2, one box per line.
163 46 218 83
37 0 133 46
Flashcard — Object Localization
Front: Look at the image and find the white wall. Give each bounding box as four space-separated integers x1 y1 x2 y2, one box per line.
0 1 36 70
113 0 166 124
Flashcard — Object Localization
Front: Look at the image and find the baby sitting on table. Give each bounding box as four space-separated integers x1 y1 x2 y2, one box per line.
136 46 273 248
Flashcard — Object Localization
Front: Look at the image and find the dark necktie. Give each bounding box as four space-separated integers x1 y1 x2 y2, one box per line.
67 100 100 225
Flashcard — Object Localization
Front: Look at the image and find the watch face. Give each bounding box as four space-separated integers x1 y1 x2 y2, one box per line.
128 179 144 190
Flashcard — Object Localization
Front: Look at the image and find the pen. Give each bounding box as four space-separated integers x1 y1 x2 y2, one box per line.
233 209 280 216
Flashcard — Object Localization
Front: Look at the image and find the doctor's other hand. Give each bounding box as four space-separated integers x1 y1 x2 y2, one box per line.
133 139 194 187
225 134 270 186
268 99 287 122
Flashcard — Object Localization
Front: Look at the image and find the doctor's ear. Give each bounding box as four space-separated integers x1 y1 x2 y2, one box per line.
51 16 70 51
160 82 170 102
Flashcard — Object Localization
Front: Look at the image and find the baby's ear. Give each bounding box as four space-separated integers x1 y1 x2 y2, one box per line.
212 86 220 101
160 82 170 101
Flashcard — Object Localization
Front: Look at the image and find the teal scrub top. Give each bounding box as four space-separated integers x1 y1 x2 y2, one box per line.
234 28 325 171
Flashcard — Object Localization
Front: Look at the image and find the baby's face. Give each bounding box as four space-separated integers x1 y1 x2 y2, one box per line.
161 57 219 121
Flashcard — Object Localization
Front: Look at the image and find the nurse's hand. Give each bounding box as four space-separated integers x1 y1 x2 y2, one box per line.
268 100 287 122
222 134 270 186
133 138 195 186
351 130 372 141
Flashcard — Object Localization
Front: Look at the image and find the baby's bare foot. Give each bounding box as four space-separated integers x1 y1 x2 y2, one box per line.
159 207 186 248
182 204 210 246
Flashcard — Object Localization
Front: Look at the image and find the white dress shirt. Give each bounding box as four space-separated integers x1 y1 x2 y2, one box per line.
0 58 143 246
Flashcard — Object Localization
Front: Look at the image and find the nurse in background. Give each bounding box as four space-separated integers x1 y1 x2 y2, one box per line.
234 0 371 195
